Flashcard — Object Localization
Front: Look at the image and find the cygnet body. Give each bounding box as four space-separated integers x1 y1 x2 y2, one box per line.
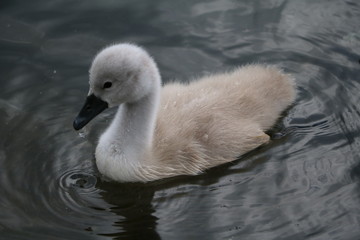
73 43 296 182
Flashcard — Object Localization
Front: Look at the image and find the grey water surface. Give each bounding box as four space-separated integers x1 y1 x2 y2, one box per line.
0 0 360 239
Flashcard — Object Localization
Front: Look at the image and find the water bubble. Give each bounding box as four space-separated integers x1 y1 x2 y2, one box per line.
60 170 97 190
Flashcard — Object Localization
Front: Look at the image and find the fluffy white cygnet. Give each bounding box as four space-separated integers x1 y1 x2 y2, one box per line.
73 43 296 182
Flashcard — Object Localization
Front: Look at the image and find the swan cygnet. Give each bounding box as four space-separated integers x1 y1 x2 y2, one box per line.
73 43 296 182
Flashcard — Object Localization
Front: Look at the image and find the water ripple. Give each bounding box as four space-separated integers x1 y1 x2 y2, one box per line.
1 0 360 239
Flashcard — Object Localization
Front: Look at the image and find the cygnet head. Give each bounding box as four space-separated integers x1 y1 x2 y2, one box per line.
89 43 159 106
73 43 160 130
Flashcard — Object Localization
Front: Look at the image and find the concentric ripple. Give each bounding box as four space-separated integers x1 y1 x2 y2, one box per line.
0 0 360 239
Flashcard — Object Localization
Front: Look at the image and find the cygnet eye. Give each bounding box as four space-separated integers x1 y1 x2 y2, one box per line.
103 81 112 89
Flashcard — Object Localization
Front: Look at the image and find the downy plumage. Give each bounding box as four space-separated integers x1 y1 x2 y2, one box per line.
73 43 296 182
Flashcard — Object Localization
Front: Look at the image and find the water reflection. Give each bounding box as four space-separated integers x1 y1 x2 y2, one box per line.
0 0 360 239
96 182 160 239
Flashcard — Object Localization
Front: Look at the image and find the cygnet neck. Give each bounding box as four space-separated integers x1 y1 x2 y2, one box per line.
101 79 160 165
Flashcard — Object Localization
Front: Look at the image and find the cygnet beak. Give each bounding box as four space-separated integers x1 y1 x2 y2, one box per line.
73 94 108 130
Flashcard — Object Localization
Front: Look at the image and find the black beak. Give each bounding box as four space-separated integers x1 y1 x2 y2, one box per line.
73 94 108 130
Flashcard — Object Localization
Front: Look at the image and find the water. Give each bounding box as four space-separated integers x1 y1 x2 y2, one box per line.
0 0 359 239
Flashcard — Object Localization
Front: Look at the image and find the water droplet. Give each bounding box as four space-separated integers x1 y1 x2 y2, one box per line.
79 129 87 138
203 134 209 141
163 102 169 110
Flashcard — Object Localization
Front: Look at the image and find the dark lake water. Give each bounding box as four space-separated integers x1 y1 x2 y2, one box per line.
1 0 360 239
